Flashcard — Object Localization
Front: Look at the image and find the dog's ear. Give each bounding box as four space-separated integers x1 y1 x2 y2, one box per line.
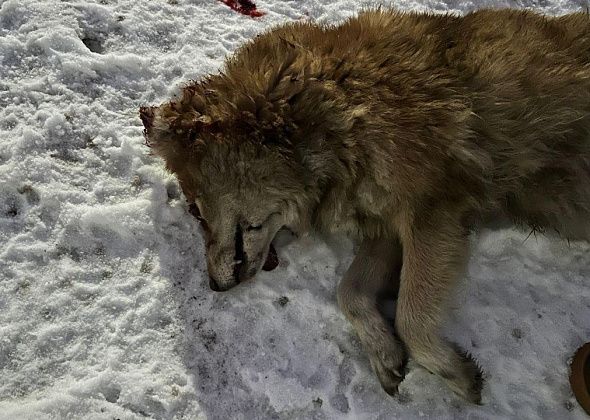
141 98 219 175
140 106 156 131
140 104 193 173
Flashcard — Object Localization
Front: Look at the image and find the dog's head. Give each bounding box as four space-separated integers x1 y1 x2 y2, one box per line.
140 53 366 290
140 82 322 291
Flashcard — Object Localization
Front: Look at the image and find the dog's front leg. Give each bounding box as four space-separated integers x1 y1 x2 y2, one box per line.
396 212 483 403
337 237 408 396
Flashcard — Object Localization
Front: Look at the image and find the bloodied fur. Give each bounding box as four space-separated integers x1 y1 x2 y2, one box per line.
141 9 590 403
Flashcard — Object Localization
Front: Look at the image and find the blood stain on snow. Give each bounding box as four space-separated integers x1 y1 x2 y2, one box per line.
218 0 265 18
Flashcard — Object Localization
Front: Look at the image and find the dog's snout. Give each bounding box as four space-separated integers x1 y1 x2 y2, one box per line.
209 276 222 292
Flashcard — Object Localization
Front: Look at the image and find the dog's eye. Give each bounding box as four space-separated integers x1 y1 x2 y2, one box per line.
245 212 281 231
246 223 263 231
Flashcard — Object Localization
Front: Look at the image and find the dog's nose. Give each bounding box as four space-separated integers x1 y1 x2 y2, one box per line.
209 276 222 292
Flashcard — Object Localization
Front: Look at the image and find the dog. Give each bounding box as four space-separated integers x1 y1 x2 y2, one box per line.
140 9 590 403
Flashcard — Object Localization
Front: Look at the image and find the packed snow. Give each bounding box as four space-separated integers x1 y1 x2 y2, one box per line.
0 0 589 419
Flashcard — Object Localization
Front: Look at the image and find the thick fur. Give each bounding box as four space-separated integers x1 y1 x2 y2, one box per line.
141 9 590 403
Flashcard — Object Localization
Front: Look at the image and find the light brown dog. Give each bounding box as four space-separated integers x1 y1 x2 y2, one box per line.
140 9 590 403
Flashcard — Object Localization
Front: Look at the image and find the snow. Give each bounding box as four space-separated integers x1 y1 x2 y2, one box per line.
0 0 589 418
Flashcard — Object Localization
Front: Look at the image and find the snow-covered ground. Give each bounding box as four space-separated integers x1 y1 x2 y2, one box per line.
1 0 589 418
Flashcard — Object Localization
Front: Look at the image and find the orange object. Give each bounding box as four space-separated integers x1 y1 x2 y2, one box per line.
570 342 590 415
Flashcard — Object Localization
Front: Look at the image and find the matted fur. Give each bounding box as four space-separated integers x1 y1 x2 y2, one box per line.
141 9 590 403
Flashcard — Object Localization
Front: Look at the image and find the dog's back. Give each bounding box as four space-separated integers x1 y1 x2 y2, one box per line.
234 9 590 237
453 11 590 236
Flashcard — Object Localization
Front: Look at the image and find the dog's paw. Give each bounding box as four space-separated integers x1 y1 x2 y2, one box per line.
439 345 484 404
369 336 408 396
373 358 407 396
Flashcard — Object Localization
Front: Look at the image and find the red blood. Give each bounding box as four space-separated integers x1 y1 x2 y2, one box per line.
219 0 265 18
187 203 201 220
188 202 210 233
262 244 279 271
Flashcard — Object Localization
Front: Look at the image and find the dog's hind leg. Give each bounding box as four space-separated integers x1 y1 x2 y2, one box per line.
337 237 408 396
396 211 483 403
